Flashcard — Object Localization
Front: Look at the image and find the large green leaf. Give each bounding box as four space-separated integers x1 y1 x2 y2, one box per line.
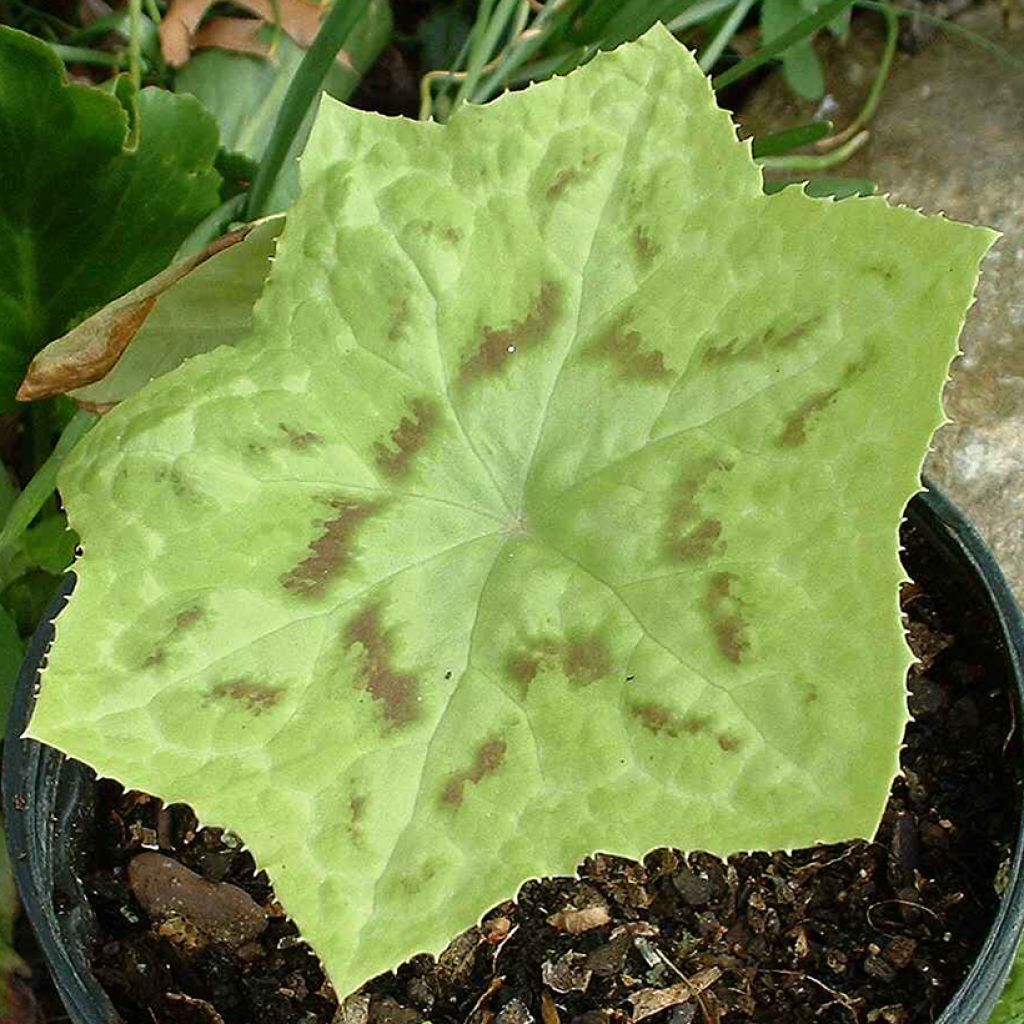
0 27 221 410
30 26 993 997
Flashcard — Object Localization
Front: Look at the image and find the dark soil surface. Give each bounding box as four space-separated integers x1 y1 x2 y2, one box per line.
23 519 1023 1023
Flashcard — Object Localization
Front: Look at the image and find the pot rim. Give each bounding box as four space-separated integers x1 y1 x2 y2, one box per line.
4 482 1024 1024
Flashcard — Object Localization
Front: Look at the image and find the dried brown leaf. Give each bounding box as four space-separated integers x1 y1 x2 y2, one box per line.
192 16 271 58
159 0 214 66
629 968 721 1022
17 226 252 403
540 991 560 1024
160 0 345 66
546 904 610 935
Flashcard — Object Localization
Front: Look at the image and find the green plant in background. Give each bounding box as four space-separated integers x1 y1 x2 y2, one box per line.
172 0 392 212
0 27 221 410
27 25 991 997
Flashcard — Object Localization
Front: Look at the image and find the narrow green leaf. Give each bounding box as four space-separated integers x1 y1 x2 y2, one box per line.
712 0 852 88
751 120 832 158
175 1 391 213
244 0 377 218
32 27 993 1000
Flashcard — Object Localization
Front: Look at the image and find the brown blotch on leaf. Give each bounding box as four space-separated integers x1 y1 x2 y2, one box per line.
867 263 899 282
778 353 873 447
388 297 411 342
415 220 463 246
144 648 166 669
663 460 730 564
279 423 324 450
632 225 659 266
702 315 821 366
348 794 366 843
373 398 438 479
718 733 741 753
345 606 421 730
778 389 838 447
588 312 669 381
545 154 601 202
442 738 508 809
175 606 203 631
281 497 380 599
210 678 284 715
562 637 612 684
459 281 562 383
506 633 612 695
507 653 540 692
631 703 711 738
706 573 749 665
546 167 580 201
763 316 822 352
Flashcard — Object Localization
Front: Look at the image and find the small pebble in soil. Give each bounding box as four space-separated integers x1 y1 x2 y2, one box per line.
129 852 268 949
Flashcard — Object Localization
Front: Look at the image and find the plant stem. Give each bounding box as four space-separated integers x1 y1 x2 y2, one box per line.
712 0 853 89
48 42 125 67
245 0 373 220
128 0 142 90
474 0 579 103
759 128 869 170
0 410 96 584
667 0 735 32
699 0 757 73
816 2 896 151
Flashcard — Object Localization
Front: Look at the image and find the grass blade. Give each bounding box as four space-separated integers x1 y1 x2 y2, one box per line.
751 120 832 157
246 0 373 219
712 0 854 89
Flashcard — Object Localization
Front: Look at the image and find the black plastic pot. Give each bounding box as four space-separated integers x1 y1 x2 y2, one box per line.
3 484 1024 1024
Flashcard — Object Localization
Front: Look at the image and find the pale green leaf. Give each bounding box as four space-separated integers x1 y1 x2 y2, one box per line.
30 26 994 998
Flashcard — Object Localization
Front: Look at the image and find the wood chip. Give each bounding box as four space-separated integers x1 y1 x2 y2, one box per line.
540 990 560 1024
541 951 592 994
546 904 610 934
629 967 722 1022
483 915 512 944
334 993 370 1024
164 993 226 1023
192 16 271 57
